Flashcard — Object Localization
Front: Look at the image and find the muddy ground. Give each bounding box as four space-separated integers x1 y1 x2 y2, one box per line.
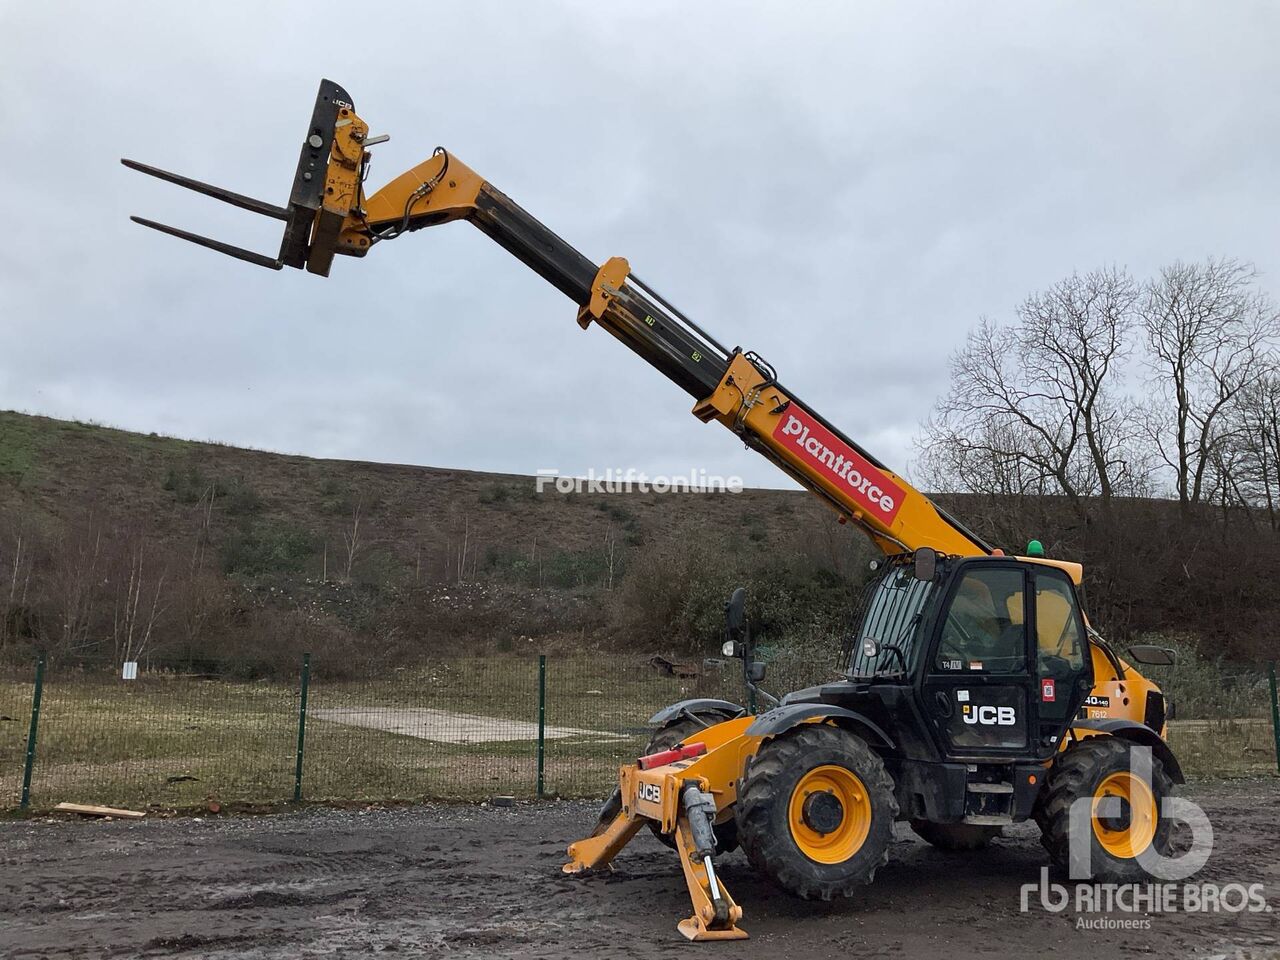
2 779 1277 959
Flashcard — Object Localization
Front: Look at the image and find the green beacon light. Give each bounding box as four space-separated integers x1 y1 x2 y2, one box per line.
1026 539 1045 557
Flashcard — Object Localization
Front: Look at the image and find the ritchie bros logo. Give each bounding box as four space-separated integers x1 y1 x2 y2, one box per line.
774 410 904 523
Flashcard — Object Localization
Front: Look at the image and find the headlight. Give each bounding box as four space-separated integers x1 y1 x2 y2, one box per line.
722 640 737 658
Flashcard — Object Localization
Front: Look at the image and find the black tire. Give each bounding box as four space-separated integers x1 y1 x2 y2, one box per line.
1035 737 1175 882
909 819 1002 851
590 787 623 837
644 714 739 854
736 725 897 900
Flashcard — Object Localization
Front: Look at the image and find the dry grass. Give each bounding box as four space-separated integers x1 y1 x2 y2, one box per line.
0 657 741 811
2 654 1274 813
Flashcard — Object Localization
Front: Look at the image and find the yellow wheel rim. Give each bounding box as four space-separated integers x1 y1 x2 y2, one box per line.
1091 771 1157 859
787 764 872 864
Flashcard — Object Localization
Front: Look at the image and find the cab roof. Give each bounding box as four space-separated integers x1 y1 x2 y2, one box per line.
1016 555 1083 585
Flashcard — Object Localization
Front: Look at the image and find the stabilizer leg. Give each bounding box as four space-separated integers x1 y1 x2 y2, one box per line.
673 817 747 941
563 810 643 874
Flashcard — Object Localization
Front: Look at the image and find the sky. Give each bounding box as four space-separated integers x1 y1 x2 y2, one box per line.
2 1 1277 489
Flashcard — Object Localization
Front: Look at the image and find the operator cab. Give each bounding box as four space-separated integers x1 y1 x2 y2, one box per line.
842 548 1093 762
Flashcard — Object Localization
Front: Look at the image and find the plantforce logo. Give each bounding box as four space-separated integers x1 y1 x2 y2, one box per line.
773 409 904 524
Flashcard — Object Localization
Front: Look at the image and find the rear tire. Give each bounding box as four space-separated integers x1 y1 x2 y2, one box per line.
1035 736 1174 882
737 725 897 900
643 714 739 854
909 819 1002 851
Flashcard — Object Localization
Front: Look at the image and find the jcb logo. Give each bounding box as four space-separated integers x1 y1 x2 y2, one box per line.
637 782 662 804
963 705 1016 726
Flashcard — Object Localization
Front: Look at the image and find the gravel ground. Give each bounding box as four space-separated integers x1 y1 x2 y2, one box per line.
1 779 1277 959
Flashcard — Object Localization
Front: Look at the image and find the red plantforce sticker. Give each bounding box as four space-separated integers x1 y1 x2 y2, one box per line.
1041 678 1056 702
773 407 905 524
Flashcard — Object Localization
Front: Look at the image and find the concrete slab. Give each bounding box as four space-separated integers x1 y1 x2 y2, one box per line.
311 706 626 744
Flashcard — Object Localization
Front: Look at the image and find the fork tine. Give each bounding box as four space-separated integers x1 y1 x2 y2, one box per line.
122 159 291 222
129 217 283 270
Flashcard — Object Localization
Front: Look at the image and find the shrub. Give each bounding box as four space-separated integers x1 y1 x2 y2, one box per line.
479 483 510 505
1125 633 1273 719
479 482 534 506
162 464 261 513
483 545 613 589
220 522 316 577
614 529 854 652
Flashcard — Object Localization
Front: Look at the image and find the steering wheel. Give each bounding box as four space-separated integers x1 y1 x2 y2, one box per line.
937 615 979 664
1040 653 1072 677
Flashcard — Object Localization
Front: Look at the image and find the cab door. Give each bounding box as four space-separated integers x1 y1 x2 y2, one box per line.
921 562 1036 758
1030 566 1092 751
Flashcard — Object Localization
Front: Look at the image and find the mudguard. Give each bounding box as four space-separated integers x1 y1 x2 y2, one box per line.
745 703 896 751
647 698 744 727
1071 718 1185 784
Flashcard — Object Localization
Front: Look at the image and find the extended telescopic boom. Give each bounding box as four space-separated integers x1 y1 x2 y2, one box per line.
123 79 991 558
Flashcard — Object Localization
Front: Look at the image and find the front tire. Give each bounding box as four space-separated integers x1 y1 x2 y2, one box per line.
1035 736 1174 882
737 725 897 900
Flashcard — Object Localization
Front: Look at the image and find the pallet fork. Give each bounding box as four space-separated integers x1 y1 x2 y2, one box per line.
122 79 368 277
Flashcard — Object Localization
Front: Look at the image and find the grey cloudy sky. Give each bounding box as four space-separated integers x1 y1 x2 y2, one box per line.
2 1 1277 488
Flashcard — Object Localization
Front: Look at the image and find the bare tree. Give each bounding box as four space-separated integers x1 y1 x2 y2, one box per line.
0 518 36 646
917 416 1059 548
341 498 364 581
921 268 1142 520
49 519 104 654
1140 258 1278 518
110 538 169 665
455 516 470 584
1224 372 1280 528
603 524 619 590
190 482 217 572
173 567 224 655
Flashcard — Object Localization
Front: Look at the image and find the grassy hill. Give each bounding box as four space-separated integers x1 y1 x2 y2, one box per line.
1 409 1275 675
0 409 806 561
0 410 866 674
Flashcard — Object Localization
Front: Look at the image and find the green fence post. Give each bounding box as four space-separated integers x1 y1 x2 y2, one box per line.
20 652 46 810
293 653 311 802
536 654 547 799
1268 661 1280 776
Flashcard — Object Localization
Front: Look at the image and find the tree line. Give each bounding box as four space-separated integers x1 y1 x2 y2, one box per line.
918 257 1280 657
921 257 1280 524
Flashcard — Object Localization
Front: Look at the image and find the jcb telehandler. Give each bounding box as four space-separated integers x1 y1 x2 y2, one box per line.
124 79 1184 942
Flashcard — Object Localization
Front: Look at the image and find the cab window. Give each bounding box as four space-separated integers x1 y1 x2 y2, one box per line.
1035 570 1085 679
935 567 1026 674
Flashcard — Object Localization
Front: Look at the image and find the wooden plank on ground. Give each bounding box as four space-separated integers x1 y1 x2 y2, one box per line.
52 802 146 819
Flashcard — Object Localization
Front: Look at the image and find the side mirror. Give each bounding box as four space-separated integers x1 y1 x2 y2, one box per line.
913 546 938 582
1126 644 1176 666
747 661 767 683
725 586 747 634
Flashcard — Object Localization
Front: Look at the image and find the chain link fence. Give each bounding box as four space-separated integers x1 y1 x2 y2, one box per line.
2 653 1277 813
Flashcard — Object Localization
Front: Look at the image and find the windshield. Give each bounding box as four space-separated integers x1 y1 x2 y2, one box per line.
845 564 937 678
